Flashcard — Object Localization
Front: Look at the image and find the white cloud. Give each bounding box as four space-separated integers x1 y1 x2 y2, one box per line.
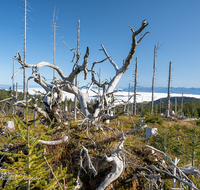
20 88 200 103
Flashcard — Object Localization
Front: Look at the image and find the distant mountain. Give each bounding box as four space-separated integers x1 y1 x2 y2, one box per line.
147 96 200 106
122 86 200 95
2 84 200 96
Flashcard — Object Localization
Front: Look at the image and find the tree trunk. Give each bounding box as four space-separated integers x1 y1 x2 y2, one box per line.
133 57 138 115
151 43 159 114
165 61 172 117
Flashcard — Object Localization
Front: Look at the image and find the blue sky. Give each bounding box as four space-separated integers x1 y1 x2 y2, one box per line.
1 0 200 89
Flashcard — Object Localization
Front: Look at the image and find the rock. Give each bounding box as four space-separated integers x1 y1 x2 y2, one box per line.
145 128 157 141
3 121 15 131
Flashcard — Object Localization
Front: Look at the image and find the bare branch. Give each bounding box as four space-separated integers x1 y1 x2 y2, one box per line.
147 165 198 190
97 130 126 190
101 44 119 72
122 20 148 71
145 145 194 185
14 51 67 80
137 31 150 44
62 36 76 64
44 156 63 190
82 146 98 176
82 47 89 80
39 136 68 145
96 125 147 147
134 20 149 36
91 58 108 87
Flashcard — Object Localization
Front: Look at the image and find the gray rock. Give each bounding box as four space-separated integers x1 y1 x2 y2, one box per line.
3 121 15 131
145 128 157 141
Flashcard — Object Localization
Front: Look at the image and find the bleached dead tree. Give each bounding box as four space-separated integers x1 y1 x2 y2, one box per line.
52 7 59 79
133 57 138 115
143 145 200 190
165 61 172 117
12 20 149 124
127 83 130 112
23 0 27 118
151 43 159 114
181 92 184 118
74 19 80 121
12 60 15 114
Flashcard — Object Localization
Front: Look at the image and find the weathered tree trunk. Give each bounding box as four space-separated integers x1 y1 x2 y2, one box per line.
74 19 80 121
12 60 15 114
133 57 138 115
181 92 184 118
13 21 149 124
128 83 130 112
52 7 58 79
151 44 159 114
23 0 27 119
175 97 177 114
172 157 180 188
96 133 126 190
165 61 172 117
16 82 18 99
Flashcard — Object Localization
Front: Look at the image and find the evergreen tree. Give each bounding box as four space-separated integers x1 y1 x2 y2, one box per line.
0 105 75 189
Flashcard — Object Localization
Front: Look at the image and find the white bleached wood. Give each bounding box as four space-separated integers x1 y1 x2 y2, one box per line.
39 136 68 145
13 21 149 124
145 145 195 186
82 146 98 176
148 165 198 190
101 44 119 72
96 132 126 190
93 21 149 121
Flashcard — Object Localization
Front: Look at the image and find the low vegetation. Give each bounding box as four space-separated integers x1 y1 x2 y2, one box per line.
0 109 199 189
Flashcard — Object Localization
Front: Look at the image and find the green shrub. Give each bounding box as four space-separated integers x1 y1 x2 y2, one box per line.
196 120 200 126
144 113 163 125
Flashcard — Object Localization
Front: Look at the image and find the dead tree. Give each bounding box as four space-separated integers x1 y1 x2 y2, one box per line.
131 145 200 190
165 61 172 118
74 19 80 121
12 60 15 114
151 43 159 114
127 83 130 112
52 7 58 79
181 92 184 118
133 57 138 115
23 0 27 118
12 20 149 124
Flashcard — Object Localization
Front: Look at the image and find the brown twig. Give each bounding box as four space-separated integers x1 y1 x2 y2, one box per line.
44 156 63 190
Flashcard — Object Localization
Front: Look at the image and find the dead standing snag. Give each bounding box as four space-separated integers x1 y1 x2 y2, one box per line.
13 21 149 125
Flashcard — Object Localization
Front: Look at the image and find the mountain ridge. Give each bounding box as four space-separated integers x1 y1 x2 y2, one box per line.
121 86 200 95
1 84 200 96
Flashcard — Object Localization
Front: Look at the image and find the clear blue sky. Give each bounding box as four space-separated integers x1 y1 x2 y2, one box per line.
1 0 200 89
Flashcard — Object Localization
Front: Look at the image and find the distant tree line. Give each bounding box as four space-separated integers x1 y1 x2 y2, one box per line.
0 89 78 116
1 88 200 118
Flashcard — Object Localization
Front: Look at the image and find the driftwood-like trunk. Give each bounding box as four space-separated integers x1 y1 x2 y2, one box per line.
144 145 199 190
151 43 159 114
133 57 138 115
165 61 172 117
23 0 27 119
12 21 149 124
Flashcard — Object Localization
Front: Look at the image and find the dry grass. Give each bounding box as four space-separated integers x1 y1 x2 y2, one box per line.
163 119 195 128
0 113 199 189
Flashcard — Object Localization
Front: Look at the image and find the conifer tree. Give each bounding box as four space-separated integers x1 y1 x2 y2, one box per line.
0 105 75 189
